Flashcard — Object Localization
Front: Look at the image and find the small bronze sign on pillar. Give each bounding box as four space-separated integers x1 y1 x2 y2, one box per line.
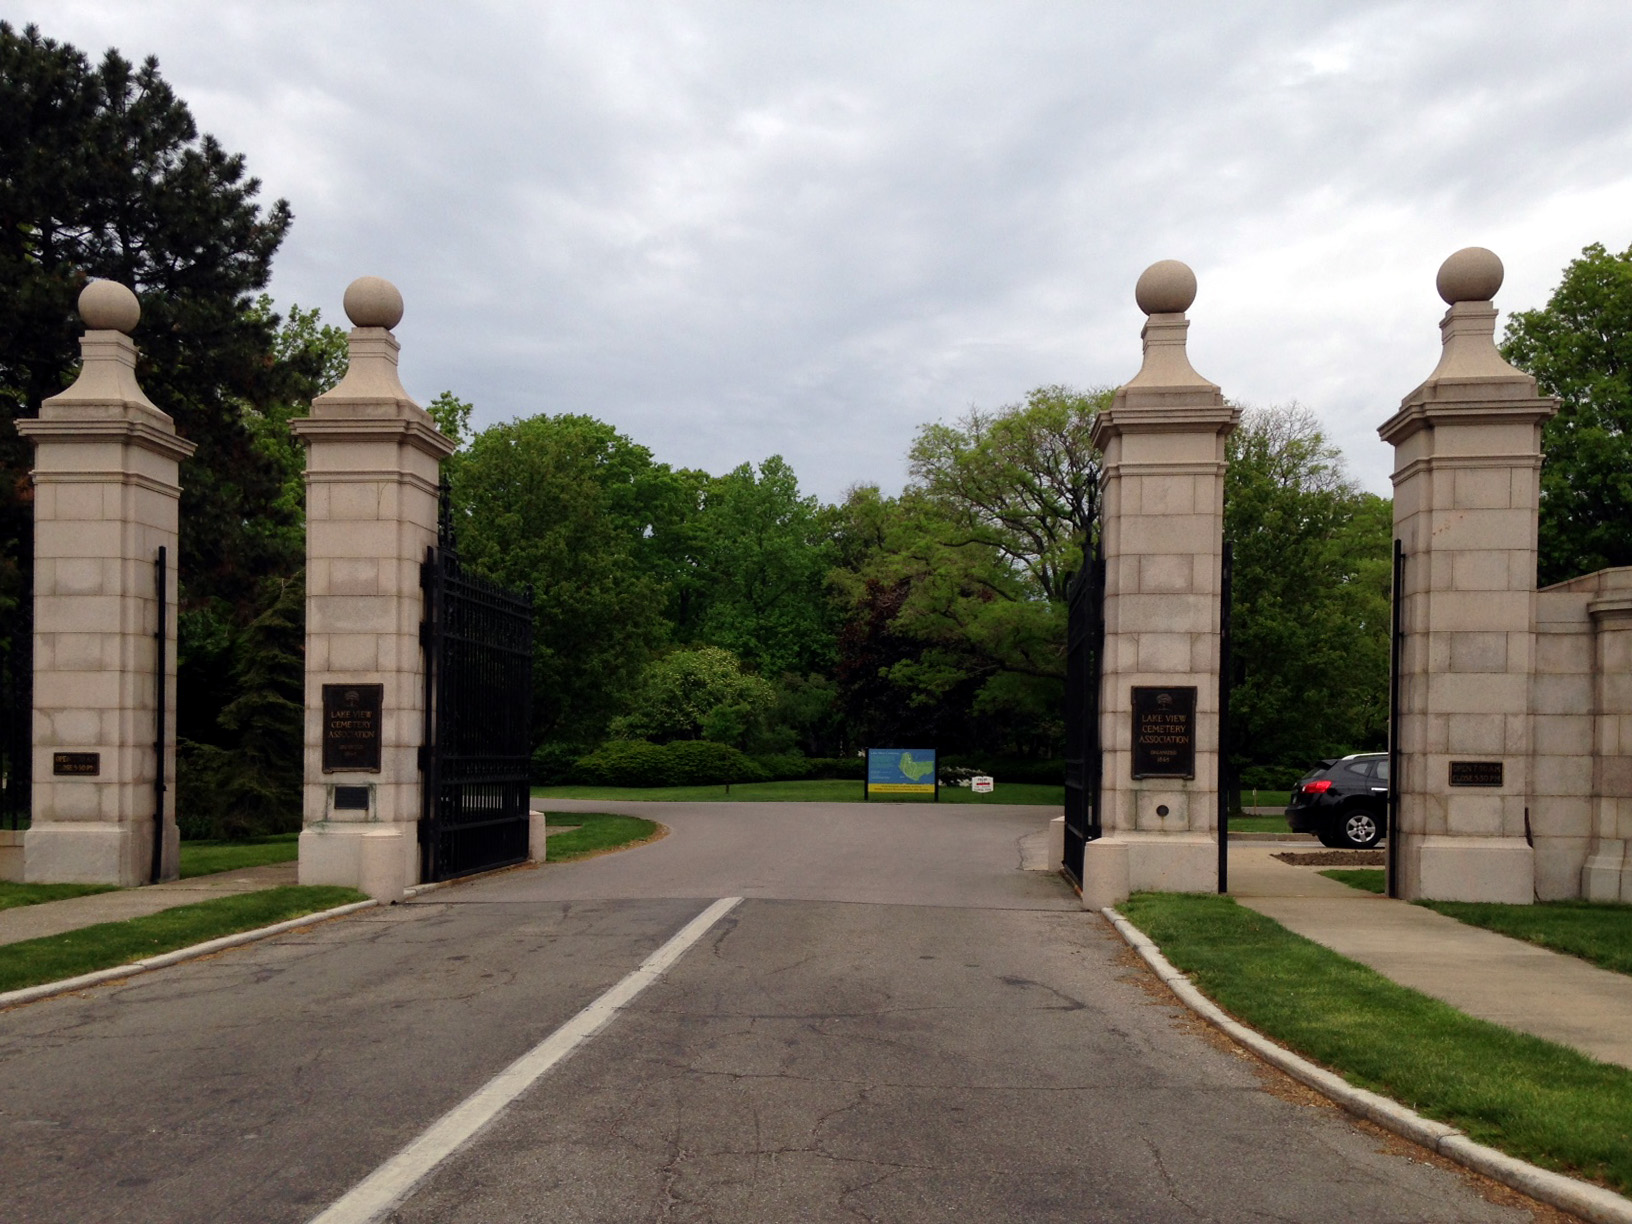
1131 686 1197 778
322 684 384 773
1449 760 1503 787
52 752 101 776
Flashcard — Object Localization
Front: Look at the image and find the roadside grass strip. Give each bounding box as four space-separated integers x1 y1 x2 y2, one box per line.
0 885 367 994
1319 867 1387 893
0 881 120 911
1418 898 1632 978
1229 815 1294 834
542 812 662 861
1119 892 1632 1197
533 779 1065 805
178 831 300 878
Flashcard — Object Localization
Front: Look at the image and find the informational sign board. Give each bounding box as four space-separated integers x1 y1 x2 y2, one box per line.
1449 760 1503 787
971 775 994 794
52 752 100 777
322 683 384 773
1131 686 1197 778
865 748 938 800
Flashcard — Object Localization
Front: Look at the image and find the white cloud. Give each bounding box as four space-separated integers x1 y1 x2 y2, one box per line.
12 0 1632 501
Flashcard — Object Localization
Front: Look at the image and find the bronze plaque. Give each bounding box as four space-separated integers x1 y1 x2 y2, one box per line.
1131 686 1197 778
52 752 100 777
322 684 384 773
1449 760 1503 787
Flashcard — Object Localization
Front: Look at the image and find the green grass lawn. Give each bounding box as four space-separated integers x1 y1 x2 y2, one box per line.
532 779 1064 805
1419 898 1632 978
1119 892 1632 1194
1239 790 1292 808
178 832 300 878
542 812 663 860
0 881 120 911
1320 867 1386 893
0 885 367 994
1227 814 1293 834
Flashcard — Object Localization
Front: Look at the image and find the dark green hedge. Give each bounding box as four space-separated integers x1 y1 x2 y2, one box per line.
547 743 866 788
569 740 767 787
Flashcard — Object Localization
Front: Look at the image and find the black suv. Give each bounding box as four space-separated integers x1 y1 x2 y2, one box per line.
1285 753 1389 849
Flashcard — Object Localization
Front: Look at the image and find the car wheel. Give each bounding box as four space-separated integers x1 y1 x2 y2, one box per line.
1336 808 1383 850
1315 826 1345 848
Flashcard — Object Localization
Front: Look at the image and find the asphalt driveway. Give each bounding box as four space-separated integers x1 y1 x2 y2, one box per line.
0 802 1546 1222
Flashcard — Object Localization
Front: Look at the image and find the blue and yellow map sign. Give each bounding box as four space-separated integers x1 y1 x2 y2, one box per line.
866 748 938 796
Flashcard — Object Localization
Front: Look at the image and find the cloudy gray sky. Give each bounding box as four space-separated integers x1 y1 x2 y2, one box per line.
14 1 1632 501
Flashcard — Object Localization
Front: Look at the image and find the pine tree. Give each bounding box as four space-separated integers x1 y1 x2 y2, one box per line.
0 21 297 613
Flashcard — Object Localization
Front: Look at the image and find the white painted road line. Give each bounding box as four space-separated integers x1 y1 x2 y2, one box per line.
307 896 744 1224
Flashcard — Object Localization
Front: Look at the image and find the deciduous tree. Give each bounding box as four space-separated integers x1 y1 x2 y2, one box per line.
1501 241 1632 585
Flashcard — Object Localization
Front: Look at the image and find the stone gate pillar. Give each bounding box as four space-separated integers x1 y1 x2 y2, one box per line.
292 278 454 901
1081 260 1238 909
1379 248 1557 903
15 281 196 884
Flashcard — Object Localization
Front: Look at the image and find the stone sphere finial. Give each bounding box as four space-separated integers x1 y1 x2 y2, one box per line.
79 279 141 333
1436 247 1504 305
1135 260 1197 315
343 276 404 329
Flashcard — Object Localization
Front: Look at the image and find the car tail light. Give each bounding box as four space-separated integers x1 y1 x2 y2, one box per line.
1301 779 1334 794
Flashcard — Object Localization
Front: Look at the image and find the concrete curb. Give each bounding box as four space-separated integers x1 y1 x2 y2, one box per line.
0 899 379 1011
1103 906 1632 1224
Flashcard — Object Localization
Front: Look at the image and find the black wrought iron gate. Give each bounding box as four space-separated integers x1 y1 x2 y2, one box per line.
1062 540 1104 887
419 494 535 882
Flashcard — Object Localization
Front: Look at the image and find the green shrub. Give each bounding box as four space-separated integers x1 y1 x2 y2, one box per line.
762 755 863 780
750 751 811 782
571 740 769 787
530 741 580 786
663 740 768 785
571 741 670 787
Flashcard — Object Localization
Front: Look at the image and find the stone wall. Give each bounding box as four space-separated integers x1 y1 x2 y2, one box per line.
1533 567 1632 901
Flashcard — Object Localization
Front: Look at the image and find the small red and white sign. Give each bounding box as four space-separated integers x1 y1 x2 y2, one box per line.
971 775 994 794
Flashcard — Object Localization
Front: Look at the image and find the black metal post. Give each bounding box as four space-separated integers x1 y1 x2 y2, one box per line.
934 751 939 803
863 748 870 801
420 544 439 883
1387 540 1405 898
1217 541 1232 895
1087 549 1104 843
151 546 167 884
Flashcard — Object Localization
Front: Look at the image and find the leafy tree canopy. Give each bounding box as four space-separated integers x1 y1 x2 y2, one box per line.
907 384 1108 602
608 646 778 748
1500 241 1632 585
828 387 1108 757
1224 404 1391 773
450 412 691 744
685 456 837 678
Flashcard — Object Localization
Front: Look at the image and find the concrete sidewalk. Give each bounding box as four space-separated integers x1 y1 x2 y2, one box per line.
0 861 297 948
1230 844 1632 1070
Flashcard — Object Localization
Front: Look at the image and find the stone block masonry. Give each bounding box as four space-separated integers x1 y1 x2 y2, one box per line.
292 277 456 903
1081 260 1238 908
15 281 195 885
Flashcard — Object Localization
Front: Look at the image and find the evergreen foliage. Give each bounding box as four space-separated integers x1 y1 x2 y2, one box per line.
0 21 297 616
